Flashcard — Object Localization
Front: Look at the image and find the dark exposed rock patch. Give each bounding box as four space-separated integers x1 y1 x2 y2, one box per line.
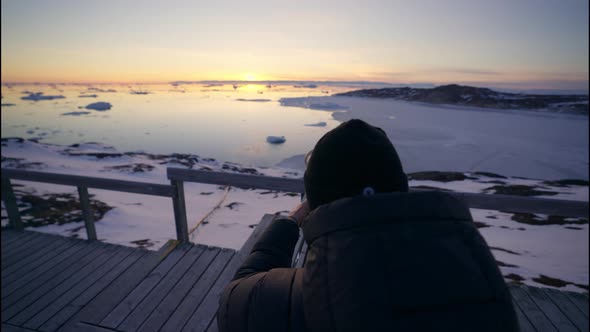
489 246 521 255
130 238 155 249
1 156 46 170
473 221 490 229
408 171 473 182
334 84 589 114
484 184 559 196
410 185 452 192
5 189 112 228
542 179 589 187
222 163 259 175
473 172 508 179
496 260 518 268
103 163 155 173
507 212 588 226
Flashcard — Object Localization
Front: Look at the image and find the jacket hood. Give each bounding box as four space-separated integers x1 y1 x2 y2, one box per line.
299 191 516 332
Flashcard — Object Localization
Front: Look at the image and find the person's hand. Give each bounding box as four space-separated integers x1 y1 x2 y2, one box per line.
287 200 310 227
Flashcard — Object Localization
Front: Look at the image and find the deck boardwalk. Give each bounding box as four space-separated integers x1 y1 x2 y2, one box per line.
2 214 588 332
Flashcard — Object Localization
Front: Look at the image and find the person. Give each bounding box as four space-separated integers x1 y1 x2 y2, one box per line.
217 119 519 332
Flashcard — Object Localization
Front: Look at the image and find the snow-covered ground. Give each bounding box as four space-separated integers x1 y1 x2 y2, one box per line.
1 138 588 293
280 96 589 180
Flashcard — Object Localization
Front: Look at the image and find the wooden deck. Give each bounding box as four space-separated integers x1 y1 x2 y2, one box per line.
2 214 588 332
1 215 274 332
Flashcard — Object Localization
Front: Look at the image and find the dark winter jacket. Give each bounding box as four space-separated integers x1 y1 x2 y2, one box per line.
217 191 520 332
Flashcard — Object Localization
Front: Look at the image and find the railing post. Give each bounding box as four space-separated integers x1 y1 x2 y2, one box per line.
1 177 24 230
77 186 97 241
171 179 189 243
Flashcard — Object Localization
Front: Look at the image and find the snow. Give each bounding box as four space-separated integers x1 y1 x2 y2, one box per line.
266 136 286 144
21 92 65 101
275 154 305 171
280 96 589 180
280 97 349 111
304 121 327 127
85 102 112 111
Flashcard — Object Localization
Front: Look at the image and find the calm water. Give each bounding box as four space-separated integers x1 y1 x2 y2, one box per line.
1 83 359 167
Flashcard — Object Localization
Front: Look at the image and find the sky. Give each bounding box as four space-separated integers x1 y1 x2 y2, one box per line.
1 0 588 90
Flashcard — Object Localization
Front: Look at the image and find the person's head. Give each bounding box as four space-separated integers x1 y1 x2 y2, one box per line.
304 119 408 210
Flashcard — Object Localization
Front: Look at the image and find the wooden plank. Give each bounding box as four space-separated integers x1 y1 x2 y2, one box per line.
2 242 107 314
160 249 234 332
118 245 208 331
1 177 24 230
1 231 66 269
543 287 589 331
511 285 557 332
167 168 305 194
565 291 589 317
206 319 218 332
180 249 241 332
39 248 146 332
135 246 219 332
514 301 536 332
2 168 174 197
6 245 124 326
1 231 55 269
171 179 189 243
524 286 577 331
2 235 74 279
1 231 45 257
1 323 38 332
54 250 164 331
74 322 123 332
77 186 97 241
99 244 193 328
2 240 87 294
1 230 31 247
1 232 42 253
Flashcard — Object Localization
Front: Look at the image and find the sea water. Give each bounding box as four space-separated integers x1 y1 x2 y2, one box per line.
1 83 350 167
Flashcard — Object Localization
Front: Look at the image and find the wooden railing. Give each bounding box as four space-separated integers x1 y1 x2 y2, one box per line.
0 169 180 241
1 167 588 244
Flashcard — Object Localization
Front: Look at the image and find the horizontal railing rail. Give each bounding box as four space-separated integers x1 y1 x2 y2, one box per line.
167 168 589 218
2 167 587 246
1 169 174 197
1 168 183 242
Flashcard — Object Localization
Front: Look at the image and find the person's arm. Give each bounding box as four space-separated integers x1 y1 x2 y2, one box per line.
232 201 310 281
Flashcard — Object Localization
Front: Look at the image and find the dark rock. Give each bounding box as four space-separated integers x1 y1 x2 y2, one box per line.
410 185 452 191
532 275 570 288
542 179 589 187
484 184 559 196
508 212 588 226
334 84 589 114
103 163 154 173
409 171 470 182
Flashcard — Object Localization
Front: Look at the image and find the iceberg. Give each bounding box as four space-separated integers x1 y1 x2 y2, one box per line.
266 136 286 144
85 102 112 111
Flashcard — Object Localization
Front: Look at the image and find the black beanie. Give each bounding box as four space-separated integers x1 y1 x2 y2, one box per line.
304 119 408 210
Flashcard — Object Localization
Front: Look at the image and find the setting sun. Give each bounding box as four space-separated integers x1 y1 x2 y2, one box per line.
244 73 257 81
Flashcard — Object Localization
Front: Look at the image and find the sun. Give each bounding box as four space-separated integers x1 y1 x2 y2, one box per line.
244 73 257 81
